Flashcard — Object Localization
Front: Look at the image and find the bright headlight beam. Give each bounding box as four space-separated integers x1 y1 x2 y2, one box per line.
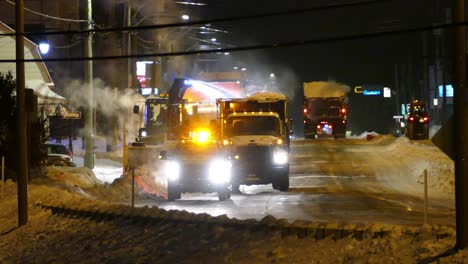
273 151 288 165
209 160 231 184
166 161 180 181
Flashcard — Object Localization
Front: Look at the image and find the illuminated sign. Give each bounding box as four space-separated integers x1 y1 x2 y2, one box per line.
438 84 454 97
363 90 381 96
354 86 363 93
63 111 81 119
383 87 391 98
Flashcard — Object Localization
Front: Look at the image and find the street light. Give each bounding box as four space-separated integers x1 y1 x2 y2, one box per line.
38 42 50 54
181 14 190 20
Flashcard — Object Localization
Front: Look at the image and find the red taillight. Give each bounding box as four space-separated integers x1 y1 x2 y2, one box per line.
423 117 429 123
329 125 333 129
409 117 415 122
303 108 308 114
317 125 321 129
341 108 346 114
342 120 346 124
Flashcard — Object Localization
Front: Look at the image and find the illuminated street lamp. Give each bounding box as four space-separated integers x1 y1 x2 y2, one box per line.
38 42 50 54
181 14 190 20
211 37 217 42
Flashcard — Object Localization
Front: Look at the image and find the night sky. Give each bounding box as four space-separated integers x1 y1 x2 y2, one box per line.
190 0 439 85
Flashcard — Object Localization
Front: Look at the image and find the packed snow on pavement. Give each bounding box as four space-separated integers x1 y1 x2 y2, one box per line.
0 134 466 263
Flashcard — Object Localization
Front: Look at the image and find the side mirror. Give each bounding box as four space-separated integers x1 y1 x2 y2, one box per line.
159 150 168 160
133 105 140 114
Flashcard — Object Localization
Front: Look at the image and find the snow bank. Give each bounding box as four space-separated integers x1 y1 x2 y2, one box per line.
0 178 465 263
347 131 380 139
349 136 454 203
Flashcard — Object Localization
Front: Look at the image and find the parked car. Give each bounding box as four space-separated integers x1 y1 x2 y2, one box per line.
43 143 76 167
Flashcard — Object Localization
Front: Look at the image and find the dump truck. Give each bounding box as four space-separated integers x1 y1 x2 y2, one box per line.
217 91 291 192
303 81 348 139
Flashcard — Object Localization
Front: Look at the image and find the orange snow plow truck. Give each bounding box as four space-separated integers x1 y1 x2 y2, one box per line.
126 77 239 201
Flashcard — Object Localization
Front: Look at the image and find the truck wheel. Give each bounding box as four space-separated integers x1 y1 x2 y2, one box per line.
273 170 289 192
217 187 231 201
423 125 429 139
407 123 414 140
167 184 181 201
231 182 241 194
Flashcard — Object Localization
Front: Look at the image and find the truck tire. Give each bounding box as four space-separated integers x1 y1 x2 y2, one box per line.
167 184 181 201
218 186 231 201
273 170 289 192
231 182 241 194
407 123 414 140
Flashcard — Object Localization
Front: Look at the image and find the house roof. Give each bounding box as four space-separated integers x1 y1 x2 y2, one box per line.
0 21 65 102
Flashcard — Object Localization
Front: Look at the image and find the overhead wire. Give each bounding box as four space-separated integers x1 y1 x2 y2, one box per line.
0 21 466 63
0 0 393 37
4 0 90 23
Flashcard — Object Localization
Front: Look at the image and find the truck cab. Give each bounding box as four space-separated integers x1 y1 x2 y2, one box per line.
217 92 290 192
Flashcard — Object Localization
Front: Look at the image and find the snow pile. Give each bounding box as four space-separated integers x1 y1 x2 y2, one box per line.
347 131 380 139
246 91 287 101
349 136 454 203
303 81 350 98
0 177 466 263
35 166 102 189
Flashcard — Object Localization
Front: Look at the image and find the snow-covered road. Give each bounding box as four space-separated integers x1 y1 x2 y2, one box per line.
0 134 460 263
121 135 454 226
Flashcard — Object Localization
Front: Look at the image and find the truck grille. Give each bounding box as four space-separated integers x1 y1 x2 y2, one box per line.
234 146 272 175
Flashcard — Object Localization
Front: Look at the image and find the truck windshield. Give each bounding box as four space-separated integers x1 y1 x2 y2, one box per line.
226 116 280 137
146 101 167 128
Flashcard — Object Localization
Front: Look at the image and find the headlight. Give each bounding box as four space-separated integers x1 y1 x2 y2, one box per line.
273 150 288 165
166 161 180 181
141 130 147 137
208 159 231 184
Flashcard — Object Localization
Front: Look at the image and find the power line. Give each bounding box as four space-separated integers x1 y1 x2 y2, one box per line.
0 0 392 37
4 0 89 23
0 21 465 64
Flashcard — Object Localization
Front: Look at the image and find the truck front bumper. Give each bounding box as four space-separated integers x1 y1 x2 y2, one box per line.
230 146 289 185
165 159 232 193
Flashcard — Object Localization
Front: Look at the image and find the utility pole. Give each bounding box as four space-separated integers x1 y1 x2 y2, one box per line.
454 0 467 249
84 0 94 169
16 0 28 226
127 0 132 89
